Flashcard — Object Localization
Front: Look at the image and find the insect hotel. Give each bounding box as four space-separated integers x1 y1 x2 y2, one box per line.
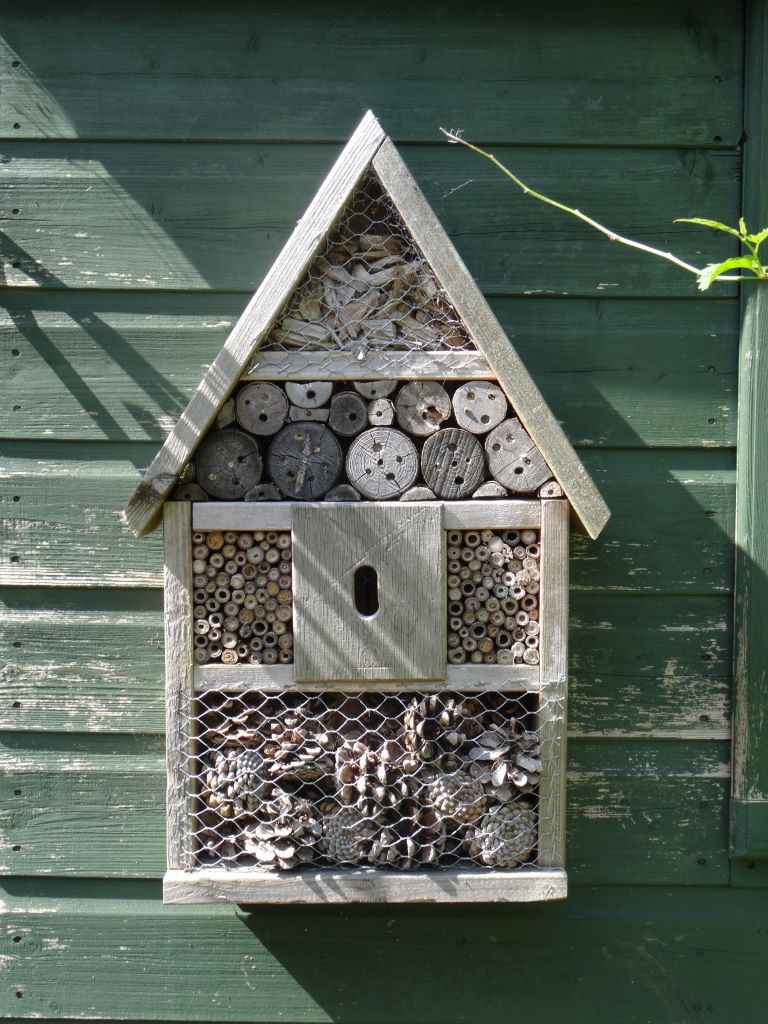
124 112 609 904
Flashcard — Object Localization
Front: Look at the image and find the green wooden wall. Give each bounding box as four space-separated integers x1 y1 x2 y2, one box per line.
2 1 766 1020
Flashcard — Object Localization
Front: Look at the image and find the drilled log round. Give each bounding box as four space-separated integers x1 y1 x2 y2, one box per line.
235 382 289 436
472 480 508 499
539 479 563 498
328 391 368 437
285 381 333 408
353 379 397 399
400 485 436 501
346 427 419 499
421 428 485 499
325 484 361 501
244 482 283 501
395 381 451 436
484 418 551 492
196 429 263 499
367 398 395 427
171 482 209 501
452 381 507 434
268 422 342 500
288 406 329 423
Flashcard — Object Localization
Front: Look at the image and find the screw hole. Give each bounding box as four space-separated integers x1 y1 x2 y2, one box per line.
12 123 21 130
12 935 21 943
10 555 19 563
11 348 20 356
12 844 21 852
13 640 21 648
12 700 21 708
12 495 20 502
713 135 722 143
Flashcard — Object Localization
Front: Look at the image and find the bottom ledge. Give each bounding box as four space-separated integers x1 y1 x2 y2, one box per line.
164 867 567 904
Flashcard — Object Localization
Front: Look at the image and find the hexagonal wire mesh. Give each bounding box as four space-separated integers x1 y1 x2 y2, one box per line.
260 169 474 361
180 687 562 873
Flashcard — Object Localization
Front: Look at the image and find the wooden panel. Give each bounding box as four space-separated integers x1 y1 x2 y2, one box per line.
0 293 737 448
293 503 445 681
164 868 566 905
0 0 742 144
731 0 768 860
0 145 740 298
0 741 729 885
0 591 730 737
537 500 569 866
5 885 768 1023
192 503 292 530
162 503 193 870
0 446 733 592
245 350 493 381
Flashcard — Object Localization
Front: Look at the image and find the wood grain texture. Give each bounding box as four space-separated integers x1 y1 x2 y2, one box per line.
6 884 768 1023
0 145 740 297
193 503 293 530
0 1 742 143
537 500 569 867
373 138 610 538
0 293 736 447
123 112 385 536
0 741 729 884
162 503 193 870
164 867 567 904
293 503 445 681
247 350 494 382
731 0 768 860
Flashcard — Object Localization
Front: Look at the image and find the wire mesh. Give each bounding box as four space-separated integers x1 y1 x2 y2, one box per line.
179 687 563 872
260 169 474 360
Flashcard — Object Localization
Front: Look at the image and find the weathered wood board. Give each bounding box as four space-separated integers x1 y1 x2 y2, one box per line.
0 741 730 885
0 145 740 296
0 590 730 737
0 294 736 446
0 1 743 144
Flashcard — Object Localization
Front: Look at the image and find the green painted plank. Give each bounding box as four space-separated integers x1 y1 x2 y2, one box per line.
0 0 743 145
4 884 764 1022
0 589 730 738
569 594 731 739
0 292 738 447
0 740 729 886
0 144 740 297
731 0 768 862
0 446 735 592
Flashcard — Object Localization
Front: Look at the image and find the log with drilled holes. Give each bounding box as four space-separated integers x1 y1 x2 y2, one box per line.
268 422 343 500
195 428 263 500
421 427 486 499
346 427 419 499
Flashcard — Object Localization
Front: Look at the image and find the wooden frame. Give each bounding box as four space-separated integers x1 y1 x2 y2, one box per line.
731 0 768 863
163 497 569 904
124 111 609 541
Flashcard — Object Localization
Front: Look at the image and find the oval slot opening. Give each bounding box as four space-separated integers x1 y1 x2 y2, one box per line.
354 565 379 617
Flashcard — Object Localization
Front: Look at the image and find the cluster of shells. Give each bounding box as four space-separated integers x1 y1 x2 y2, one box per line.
192 529 293 666
448 528 540 666
264 170 473 354
174 376 557 504
190 691 542 871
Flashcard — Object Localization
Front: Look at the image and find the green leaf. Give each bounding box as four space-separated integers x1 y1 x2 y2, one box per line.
739 217 748 237
697 256 762 291
746 227 768 246
674 217 742 239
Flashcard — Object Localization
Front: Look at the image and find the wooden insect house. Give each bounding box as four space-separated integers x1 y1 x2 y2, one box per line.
124 112 609 904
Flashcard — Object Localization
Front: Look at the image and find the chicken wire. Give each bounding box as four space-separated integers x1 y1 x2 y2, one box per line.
259 169 475 368
178 687 563 872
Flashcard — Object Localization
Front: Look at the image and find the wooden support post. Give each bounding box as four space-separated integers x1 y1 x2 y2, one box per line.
164 502 195 871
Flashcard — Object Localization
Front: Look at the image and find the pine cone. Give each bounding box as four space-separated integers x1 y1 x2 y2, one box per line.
202 747 268 818
318 802 375 864
427 769 488 824
243 792 322 870
465 802 537 867
368 805 446 869
403 695 484 764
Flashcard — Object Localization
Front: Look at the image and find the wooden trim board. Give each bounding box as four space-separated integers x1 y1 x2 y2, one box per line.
244 349 494 380
192 499 541 531
164 867 567 904
193 662 540 693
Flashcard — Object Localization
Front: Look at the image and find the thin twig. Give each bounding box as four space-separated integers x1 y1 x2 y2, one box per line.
439 128 750 283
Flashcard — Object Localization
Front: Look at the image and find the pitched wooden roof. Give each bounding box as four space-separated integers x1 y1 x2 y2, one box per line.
124 111 609 539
